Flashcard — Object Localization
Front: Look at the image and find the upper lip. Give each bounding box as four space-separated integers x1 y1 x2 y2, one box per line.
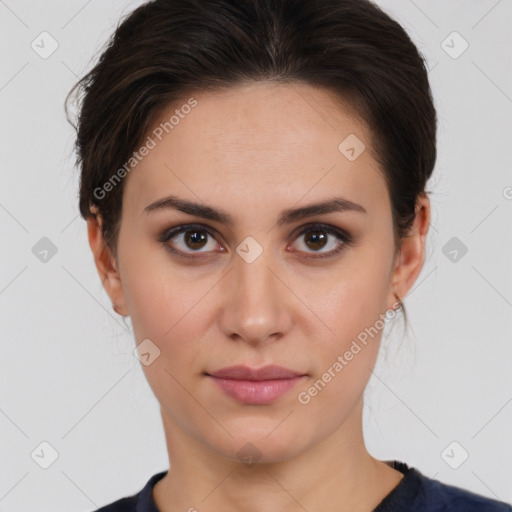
206 365 305 381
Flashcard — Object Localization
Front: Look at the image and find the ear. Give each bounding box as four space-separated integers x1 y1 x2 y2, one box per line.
87 206 128 316
388 193 431 309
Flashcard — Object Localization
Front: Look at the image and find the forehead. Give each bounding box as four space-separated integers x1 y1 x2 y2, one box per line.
123 81 388 219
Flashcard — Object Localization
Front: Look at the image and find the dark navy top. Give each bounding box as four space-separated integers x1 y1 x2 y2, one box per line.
93 460 512 511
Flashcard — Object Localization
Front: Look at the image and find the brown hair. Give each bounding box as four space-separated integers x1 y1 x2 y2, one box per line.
65 0 438 326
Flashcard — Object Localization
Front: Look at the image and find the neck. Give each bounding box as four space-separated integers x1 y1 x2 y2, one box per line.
153 399 404 512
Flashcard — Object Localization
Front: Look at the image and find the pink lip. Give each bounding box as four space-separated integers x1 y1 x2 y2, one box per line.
206 365 306 405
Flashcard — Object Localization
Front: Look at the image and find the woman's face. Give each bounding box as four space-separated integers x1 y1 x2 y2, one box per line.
100 82 414 464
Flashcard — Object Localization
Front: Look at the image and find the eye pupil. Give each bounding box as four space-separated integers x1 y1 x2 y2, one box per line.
305 230 327 251
185 230 207 250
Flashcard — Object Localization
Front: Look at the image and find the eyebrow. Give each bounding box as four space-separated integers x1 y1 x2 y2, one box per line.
143 194 367 226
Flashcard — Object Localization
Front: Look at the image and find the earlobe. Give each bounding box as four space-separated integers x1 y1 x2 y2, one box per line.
87 206 128 316
389 194 431 308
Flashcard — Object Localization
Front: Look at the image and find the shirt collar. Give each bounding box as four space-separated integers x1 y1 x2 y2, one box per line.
137 470 168 512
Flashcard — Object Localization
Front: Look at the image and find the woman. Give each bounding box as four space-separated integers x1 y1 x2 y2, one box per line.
65 0 511 510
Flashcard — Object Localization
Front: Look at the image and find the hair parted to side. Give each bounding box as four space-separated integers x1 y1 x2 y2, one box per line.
65 0 438 327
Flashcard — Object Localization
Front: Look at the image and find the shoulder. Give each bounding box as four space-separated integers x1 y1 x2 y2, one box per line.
414 469 512 511
89 471 167 512
92 495 138 512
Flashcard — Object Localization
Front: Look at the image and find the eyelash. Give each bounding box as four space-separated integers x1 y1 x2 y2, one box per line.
157 222 354 261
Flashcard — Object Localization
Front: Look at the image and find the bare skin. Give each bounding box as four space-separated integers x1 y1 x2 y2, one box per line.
88 81 430 512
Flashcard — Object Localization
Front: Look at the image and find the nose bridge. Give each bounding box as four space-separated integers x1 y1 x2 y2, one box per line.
219 245 291 343
237 250 275 303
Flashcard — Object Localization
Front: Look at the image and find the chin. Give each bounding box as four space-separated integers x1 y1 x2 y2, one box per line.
205 425 310 466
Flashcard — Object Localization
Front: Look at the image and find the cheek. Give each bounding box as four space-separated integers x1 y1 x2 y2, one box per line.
295 283 384 426
123 268 206 361
119 230 199 340
297 252 391 397
121 268 172 342
305 263 389 350
118 240 216 379
120 259 208 415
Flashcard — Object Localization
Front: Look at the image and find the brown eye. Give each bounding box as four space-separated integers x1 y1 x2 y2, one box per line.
291 224 353 259
158 224 223 257
183 229 208 250
303 230 328 251
158 222 353 261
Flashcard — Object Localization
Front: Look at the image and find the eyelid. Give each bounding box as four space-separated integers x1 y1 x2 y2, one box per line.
158 223 223 245
289 222 352 257
158 221 353 259
157 223 225 258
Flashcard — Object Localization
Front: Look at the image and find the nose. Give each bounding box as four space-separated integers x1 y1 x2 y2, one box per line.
218 247 293 346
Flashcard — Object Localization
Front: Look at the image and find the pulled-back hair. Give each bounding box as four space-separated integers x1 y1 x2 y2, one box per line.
65 0 438 326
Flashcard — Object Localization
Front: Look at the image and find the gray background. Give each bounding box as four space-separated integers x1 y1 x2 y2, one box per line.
1 0 511 510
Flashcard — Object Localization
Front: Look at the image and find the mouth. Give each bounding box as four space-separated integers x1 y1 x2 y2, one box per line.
205 365 307 405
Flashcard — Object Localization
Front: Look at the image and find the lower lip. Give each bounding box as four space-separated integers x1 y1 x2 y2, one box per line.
208 376 305 405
